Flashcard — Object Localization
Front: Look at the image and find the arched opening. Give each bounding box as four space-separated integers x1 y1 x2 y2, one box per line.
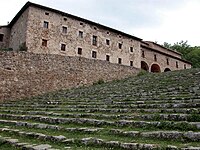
141 61 149 71
151 64 161 73
164 68 171 72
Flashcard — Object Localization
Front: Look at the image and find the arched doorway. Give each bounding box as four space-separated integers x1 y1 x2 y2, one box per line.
151 64 161 73
141 61 149 71
164 68 171 72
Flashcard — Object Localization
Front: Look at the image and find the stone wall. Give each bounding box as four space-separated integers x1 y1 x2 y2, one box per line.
0 26 10 49
9 8 29 51
141 46 191 72
0 52 139 100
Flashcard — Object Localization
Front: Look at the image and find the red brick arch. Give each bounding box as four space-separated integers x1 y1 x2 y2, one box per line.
151 64 161 73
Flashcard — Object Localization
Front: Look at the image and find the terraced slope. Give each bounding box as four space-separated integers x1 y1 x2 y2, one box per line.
0 68 200 150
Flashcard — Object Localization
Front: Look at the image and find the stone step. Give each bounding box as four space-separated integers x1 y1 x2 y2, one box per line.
0 110 199 122
0 102 199 109
1 119 200 142
0 114 199 131
0 135 55 150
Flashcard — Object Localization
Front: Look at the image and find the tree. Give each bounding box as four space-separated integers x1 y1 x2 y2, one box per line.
163 41 200 68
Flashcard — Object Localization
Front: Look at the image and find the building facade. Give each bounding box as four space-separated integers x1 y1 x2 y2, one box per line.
0 2 191 72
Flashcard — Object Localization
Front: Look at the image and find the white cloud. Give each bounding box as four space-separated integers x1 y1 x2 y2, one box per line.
0 0 200 46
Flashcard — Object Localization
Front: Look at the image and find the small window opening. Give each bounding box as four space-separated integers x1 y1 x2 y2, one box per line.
43 21 49 28
130 47 133 52
78 48 82 55
42 39 47 47
118 58 122 64
106 55 110 61
106 39 110 46
61 44 66 51
79 31 83 38
45 12 49 15
130 61 133 66
142 50 145 58
92 51 97 58
154 54 157 62
62 26 67 34
92 35 97 46
176 61 179 68
118 43 122 49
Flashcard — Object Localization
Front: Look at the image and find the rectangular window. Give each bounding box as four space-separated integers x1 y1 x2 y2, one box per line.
45 12 49 15
92 35 97 46
78 47 82 55
154 54 157 62
184 64 186 69
42 39 47 47
92 51 97 58
130 47 133 52
106 55 110 61
118 58 122 64
0 34 4 42
61 44 66 51
176 61 179 68
118 43 122 49
167 58 169 65
79 31 83 38
62 26 67 34
43 21 49 28
106 39 110 45
142 50 145 58
130 61 133 66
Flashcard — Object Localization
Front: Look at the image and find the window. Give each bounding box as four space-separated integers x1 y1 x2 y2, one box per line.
130 61 133 66
45 12 49 15
42 39 47 47
130 47 133 52
118 43 122 49
92 35 97 46
142 50 145 58
61 44 66 51
107 31 110 35
184 64 186 69
80 22 83 25
64 18 67 21
118 58 122 64
79 31 83 38
92 51 97 58
78 47 82 55
154 54 157 62
167 58 169 65
43 21 49 28
106 55 110 62
94 27 97 30
106 39 110 46
176 61 179 68
0 34 4 42
62 26 67 34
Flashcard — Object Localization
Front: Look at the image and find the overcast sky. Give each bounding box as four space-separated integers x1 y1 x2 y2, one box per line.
0 0 200 46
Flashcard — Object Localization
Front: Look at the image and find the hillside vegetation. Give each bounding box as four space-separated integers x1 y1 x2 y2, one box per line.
0 68 200 149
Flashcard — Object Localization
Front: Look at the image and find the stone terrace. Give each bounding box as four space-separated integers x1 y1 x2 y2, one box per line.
0 68 200 149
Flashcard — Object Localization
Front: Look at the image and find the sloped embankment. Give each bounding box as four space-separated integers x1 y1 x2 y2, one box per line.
0 68 200 149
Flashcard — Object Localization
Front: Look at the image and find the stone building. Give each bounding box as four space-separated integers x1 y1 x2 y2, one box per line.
0 2 191 72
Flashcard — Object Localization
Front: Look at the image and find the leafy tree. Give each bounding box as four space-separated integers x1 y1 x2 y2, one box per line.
163 41 200 68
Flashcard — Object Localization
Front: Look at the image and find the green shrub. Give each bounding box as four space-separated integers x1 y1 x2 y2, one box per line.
137 70 149 77
93 79 105 85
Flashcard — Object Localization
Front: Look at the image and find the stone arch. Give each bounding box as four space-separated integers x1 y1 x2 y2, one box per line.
164 68 171 72
141 61 149 71
150 64 161 73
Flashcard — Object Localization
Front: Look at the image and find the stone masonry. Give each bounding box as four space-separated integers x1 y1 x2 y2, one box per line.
0 51 139 100
0 2 191 72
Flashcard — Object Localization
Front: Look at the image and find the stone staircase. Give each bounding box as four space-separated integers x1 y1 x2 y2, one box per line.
0 68 200 149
